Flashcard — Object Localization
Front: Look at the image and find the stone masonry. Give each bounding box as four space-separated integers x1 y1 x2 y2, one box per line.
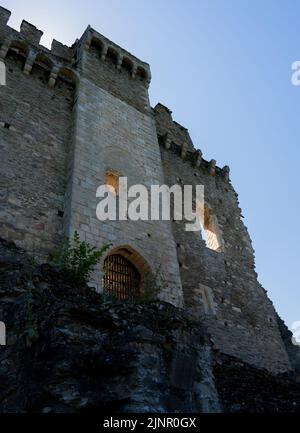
0 6 294 373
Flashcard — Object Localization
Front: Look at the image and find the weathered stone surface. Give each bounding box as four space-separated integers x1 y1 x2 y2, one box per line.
0 238 218 413
0 46 73 260
159 140 291 372
0 239 299 413
214 353 300 412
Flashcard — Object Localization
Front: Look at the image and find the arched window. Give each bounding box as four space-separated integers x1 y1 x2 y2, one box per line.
103 254 141 301
198 204 223 252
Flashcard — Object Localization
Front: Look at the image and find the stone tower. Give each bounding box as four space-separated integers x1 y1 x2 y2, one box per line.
62 27 184 306
0 6 292 373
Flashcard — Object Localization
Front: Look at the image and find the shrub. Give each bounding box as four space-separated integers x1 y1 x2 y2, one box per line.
139 264 165 303
50 231 110 286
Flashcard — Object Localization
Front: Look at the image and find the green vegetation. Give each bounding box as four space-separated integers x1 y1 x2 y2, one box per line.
50 231 110 286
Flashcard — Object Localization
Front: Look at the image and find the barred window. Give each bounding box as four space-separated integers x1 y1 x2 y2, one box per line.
103 254 141 301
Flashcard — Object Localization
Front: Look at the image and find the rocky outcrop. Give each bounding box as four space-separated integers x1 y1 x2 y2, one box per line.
214 353 300 412
0 238 218 413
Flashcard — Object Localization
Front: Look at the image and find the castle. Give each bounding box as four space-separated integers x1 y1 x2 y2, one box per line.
0 6 293 374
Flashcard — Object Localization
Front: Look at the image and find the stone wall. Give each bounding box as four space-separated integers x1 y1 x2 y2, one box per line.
155 105 291 373
0 9 75 259
86 39 150 114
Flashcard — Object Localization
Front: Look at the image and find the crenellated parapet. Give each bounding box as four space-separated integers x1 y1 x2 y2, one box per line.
0 6 152 91
20 20 43 46
0 6 78 88
154 103 195 152
0 6 10 28
153 103 230 182
82 26 151 88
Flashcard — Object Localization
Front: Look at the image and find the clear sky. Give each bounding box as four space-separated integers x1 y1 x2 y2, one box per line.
2 0 299 330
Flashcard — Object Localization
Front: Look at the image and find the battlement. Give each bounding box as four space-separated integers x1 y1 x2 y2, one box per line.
0 6 10 26
0 6 151 90
0 6 78 88
20 20 43 45
153 103 230 182
83 27 151 87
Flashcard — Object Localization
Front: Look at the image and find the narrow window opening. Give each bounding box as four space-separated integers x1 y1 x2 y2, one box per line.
198 204 223 252
199 284 216 316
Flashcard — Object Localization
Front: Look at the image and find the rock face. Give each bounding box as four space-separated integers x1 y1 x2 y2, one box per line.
0 238 219 413
214 354 300 413
0 238 300 413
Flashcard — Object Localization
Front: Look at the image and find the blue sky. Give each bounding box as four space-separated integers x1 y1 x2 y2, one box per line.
2 0 299 330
